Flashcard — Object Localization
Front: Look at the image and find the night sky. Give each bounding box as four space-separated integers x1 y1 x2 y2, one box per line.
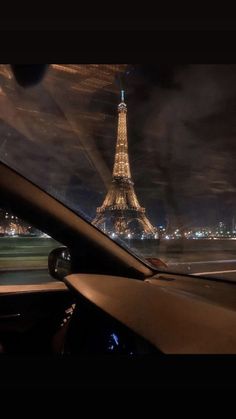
0 64 236 230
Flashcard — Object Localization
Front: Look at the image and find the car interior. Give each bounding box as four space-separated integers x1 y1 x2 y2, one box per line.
1 160 236 355
0 160 157 355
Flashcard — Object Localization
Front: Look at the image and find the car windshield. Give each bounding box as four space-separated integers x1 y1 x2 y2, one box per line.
0 64 236 281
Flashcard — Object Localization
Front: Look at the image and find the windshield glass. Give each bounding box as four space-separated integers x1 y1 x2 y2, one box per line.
1 64 236 281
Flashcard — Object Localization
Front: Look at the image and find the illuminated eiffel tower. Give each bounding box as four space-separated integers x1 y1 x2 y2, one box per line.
93 90 157 239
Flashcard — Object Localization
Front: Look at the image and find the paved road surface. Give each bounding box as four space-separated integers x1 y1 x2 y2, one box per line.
1 237 236 284
0 259 236 286
166 259 236 281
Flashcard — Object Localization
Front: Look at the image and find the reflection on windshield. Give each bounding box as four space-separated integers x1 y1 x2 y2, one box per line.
1 64 236 281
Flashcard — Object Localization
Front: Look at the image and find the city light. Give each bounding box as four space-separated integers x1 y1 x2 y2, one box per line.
157 222 236 241
0 209 48 237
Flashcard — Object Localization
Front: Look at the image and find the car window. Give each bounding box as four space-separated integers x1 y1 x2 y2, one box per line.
0 64 236 281
0 207 61 284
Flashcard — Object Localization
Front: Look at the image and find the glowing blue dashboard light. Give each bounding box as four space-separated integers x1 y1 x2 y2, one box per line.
111 333 119 346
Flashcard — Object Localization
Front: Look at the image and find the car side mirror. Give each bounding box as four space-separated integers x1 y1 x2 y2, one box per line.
48 247 72 280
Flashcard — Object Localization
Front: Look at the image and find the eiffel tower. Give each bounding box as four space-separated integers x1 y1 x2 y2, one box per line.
92 90 157 240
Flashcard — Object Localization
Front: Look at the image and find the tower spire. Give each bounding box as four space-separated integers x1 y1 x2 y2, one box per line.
113 89 131 179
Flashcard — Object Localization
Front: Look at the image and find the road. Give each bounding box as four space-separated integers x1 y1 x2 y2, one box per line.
0 236 58 269
1 259 236 286
166 259 236 281
0 237 59 285
1 236 236 285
